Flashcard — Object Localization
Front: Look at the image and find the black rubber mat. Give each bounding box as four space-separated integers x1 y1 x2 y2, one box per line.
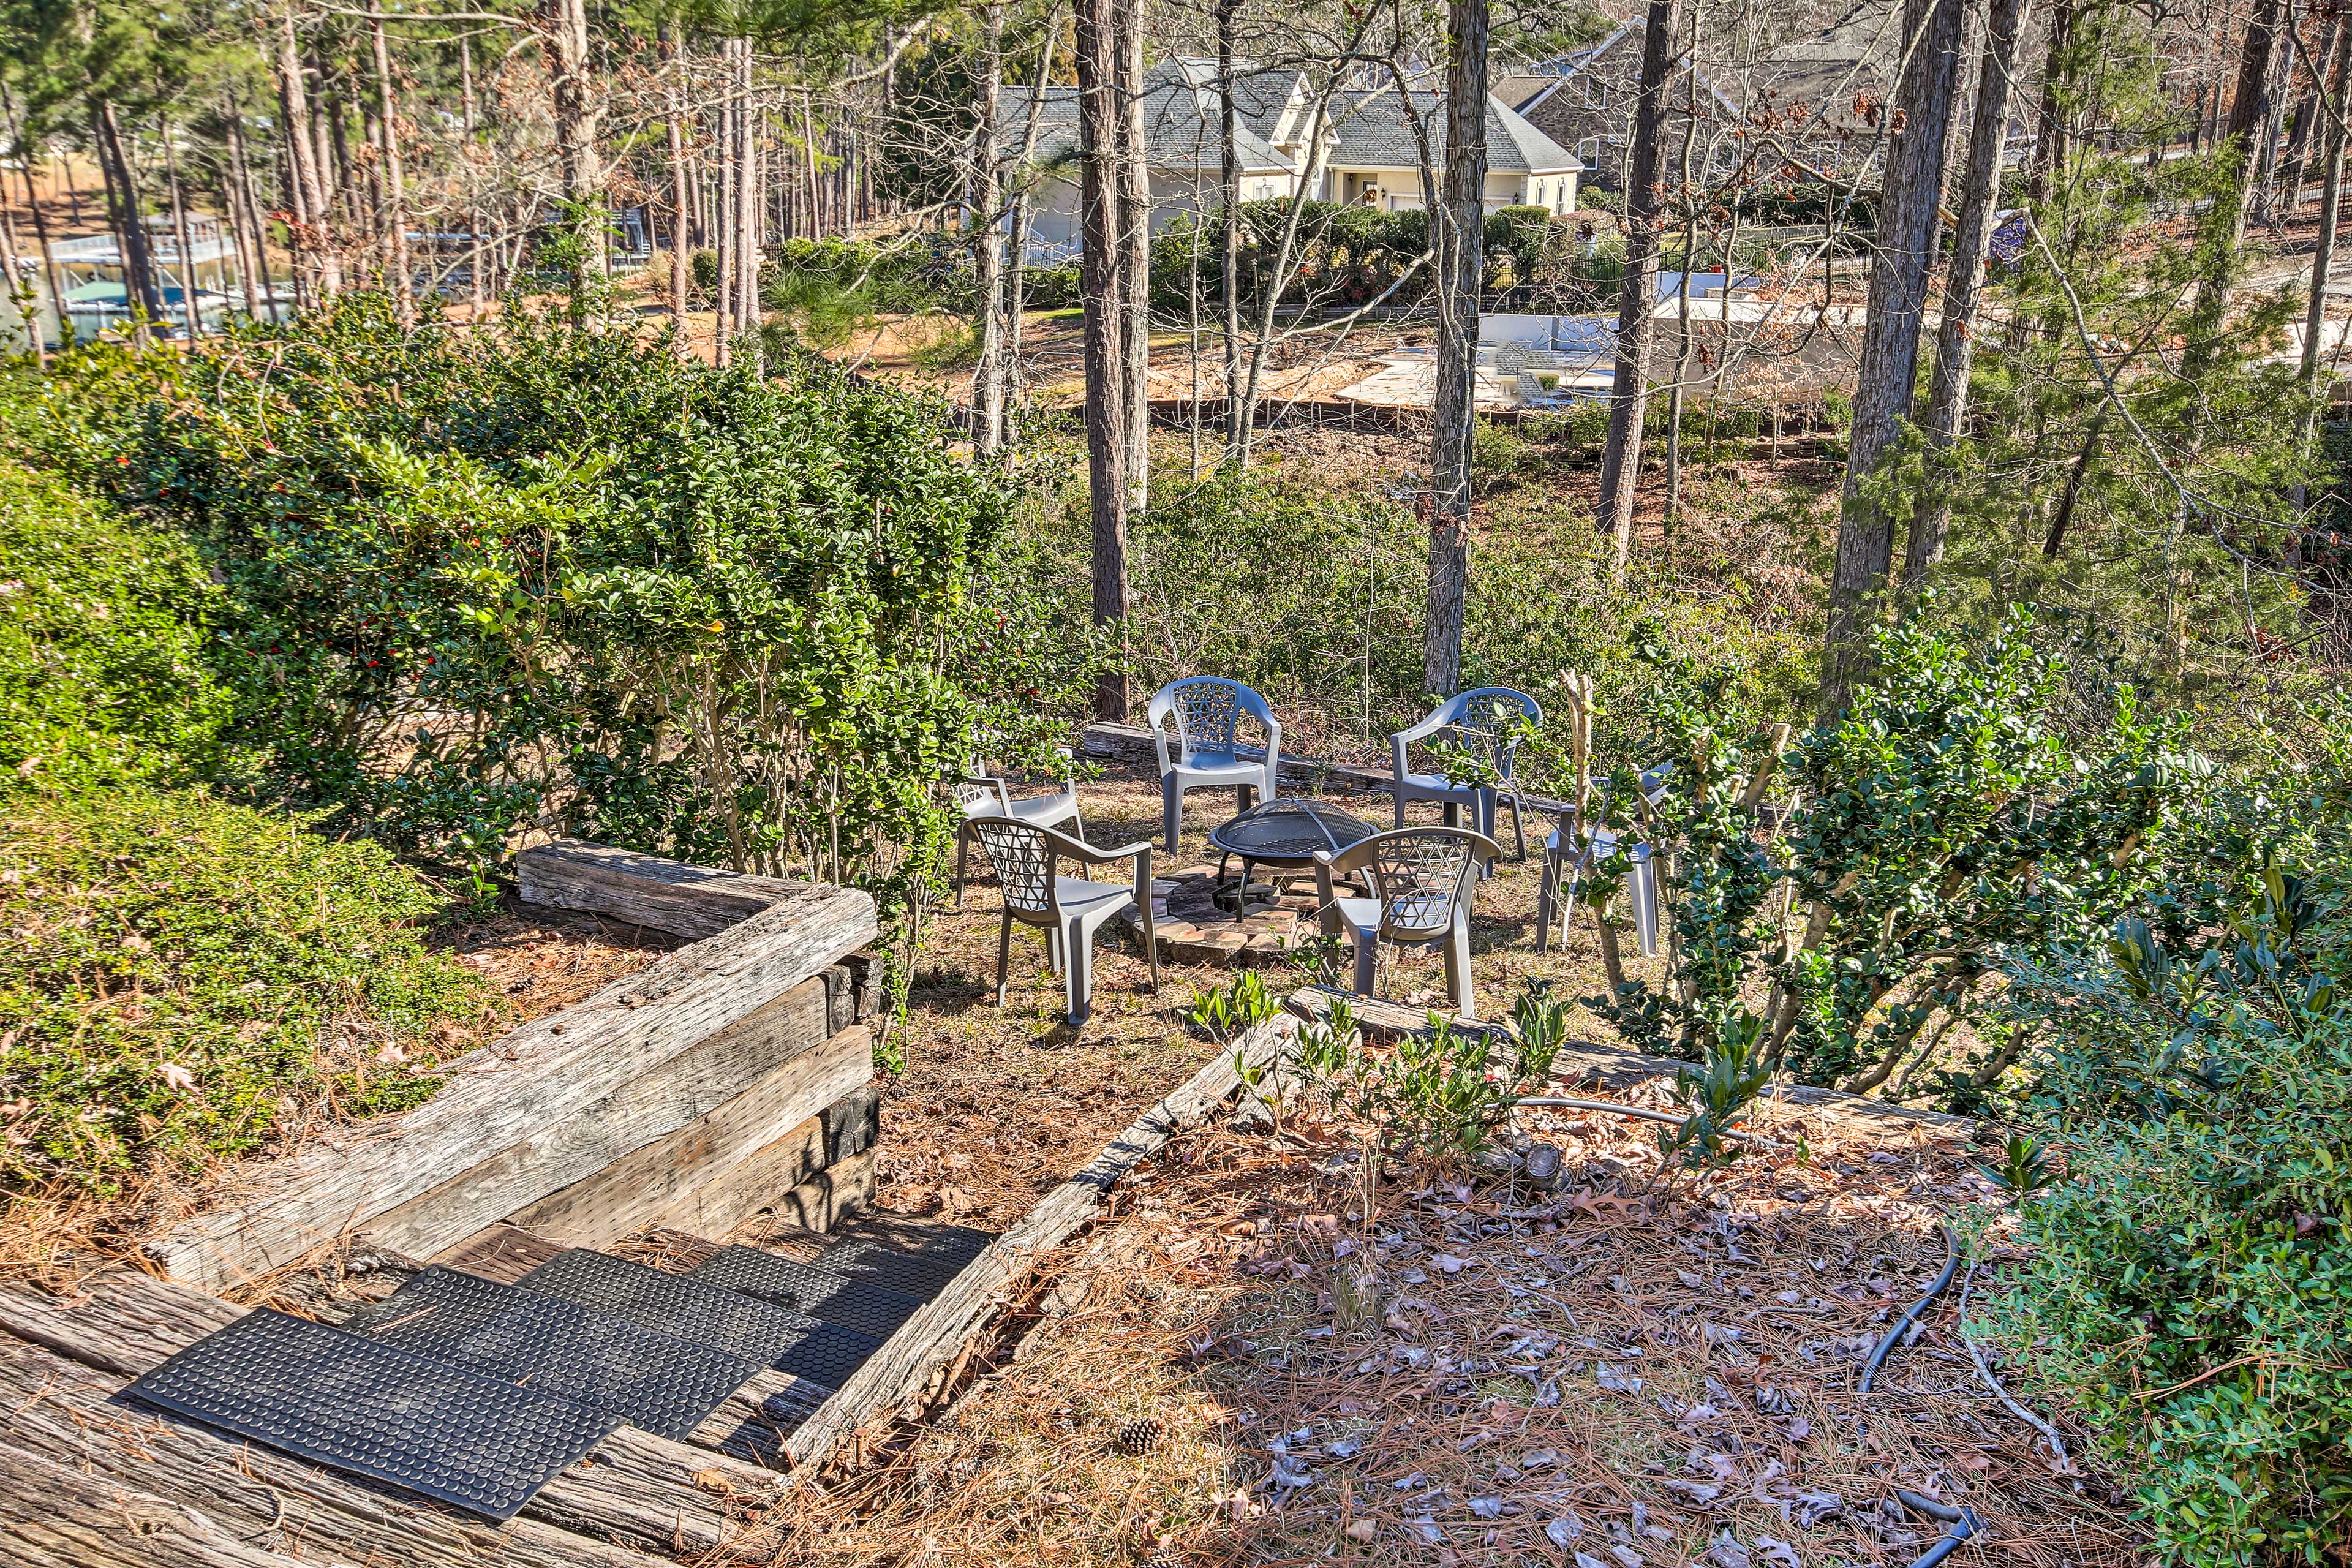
124 1308 616 1520
341 1267 761 1441
689 1247 926 1338
812 1233 992 1298
518 1249 883 1389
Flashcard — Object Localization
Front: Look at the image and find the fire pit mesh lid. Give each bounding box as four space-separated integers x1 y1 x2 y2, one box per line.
1208 797 1372 859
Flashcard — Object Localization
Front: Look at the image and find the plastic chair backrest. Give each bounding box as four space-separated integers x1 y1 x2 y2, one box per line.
1150 677 1270 763
968 818 1061 918
1419 687 1540 778
1366 828 1483 940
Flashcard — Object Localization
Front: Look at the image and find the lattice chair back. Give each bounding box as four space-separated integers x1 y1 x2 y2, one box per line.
968 818 1060 919
1167 677 1246 759
952 777 1000 816
1444 688 1540 775
1366 828 1481 940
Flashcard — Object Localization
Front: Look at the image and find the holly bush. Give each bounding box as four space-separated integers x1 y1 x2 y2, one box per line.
1580 611 2211 1104
1996 764 2352 1564
19 298 1095 954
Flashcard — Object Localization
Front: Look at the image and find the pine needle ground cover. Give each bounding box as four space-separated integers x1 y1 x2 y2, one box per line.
0 786 499 1277
762 1077 2128 1567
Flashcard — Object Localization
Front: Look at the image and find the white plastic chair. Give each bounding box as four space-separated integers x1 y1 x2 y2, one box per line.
1313 826 1501 1020
1387 687 1540 863
962 819 1158 1025
951 760 1082 907
1147 677 1282 853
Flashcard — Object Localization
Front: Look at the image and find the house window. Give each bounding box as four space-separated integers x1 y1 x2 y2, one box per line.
1577 138 1600 168
1533 180 1547 206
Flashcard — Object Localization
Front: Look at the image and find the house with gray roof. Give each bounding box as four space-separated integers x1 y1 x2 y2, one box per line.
1004 58 1581 260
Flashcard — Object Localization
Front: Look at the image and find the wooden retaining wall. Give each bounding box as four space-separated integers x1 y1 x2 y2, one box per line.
145 840 881 1294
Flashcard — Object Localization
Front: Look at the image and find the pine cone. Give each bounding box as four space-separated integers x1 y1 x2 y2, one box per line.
1115 1417 1165 1457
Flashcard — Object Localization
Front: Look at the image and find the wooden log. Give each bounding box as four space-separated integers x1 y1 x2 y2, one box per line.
778 1016 1298 1479
686 1368 829 1468
430 1223 568 1284
0 1269 781 1559
1285 987 1977 1136
487 1019 872 1250
0 1439 314 1568
0 1336 669 1568
755 1145 875 1235
518 839 809 941
147 882 876 1291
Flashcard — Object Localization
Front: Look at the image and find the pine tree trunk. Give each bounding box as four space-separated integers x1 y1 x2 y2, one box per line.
1426 0 1489 698
541 0 604 287
368 10 414 324
3 87 67 351
1218 0 1244 458
162 118 202 336
1077 0 1133 721
715 40 737 367
974 2 1008 455
1595 0 1681 580
665 27 692 358
276 4 338 298
1117 0 1151 516
1819 0 1967 716
1665 4 1700 532
461 35 484 311
94 99 164 342
2026 0 2071 205
737 52 760 337
2295 10 2352 515
223 104 268 317
2190 0 2282 361
1905 0 2032 587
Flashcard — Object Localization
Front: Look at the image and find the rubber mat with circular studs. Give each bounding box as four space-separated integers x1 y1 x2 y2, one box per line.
688 1246 926 1338
125 1307 618 1520
342 1265 763 1440
518 1248 884 1389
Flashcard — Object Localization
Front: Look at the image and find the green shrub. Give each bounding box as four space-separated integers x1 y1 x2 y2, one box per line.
1997 832 2352 1563
0 786 495 1201
25 297 1095 962
0 459 228 788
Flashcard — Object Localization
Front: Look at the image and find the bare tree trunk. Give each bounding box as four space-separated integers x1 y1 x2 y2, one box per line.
2026 0 2071 204
222 103 268 317
974 2 1009 454
664 28 692 358
1819 0 1967 716
737 53 760 338
1218 0 1243 459
1664 2 1701 530
2188 0 2282 360
1426 0 1490 698
461 36 484 312
1118 0 1151 516
276 4 338 298
1905 0 2033 587
2 87 67 352
94 100 163 342
1596 0 1681 581
541 0 605 288
716 39 738 367
1078 0 1133 720
161 118 202 337
2296 9 2352 512
367 9 414 325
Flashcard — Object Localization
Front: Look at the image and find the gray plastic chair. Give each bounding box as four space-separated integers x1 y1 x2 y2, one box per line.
951 760 1082 907
1387 687 1539 862
1313 826 1501 1020
962 818 1158 1025
1534 763 1670 955
1147 677 1282 852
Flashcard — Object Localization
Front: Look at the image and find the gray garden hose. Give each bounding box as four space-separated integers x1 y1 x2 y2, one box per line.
1859 1222 1959 1393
